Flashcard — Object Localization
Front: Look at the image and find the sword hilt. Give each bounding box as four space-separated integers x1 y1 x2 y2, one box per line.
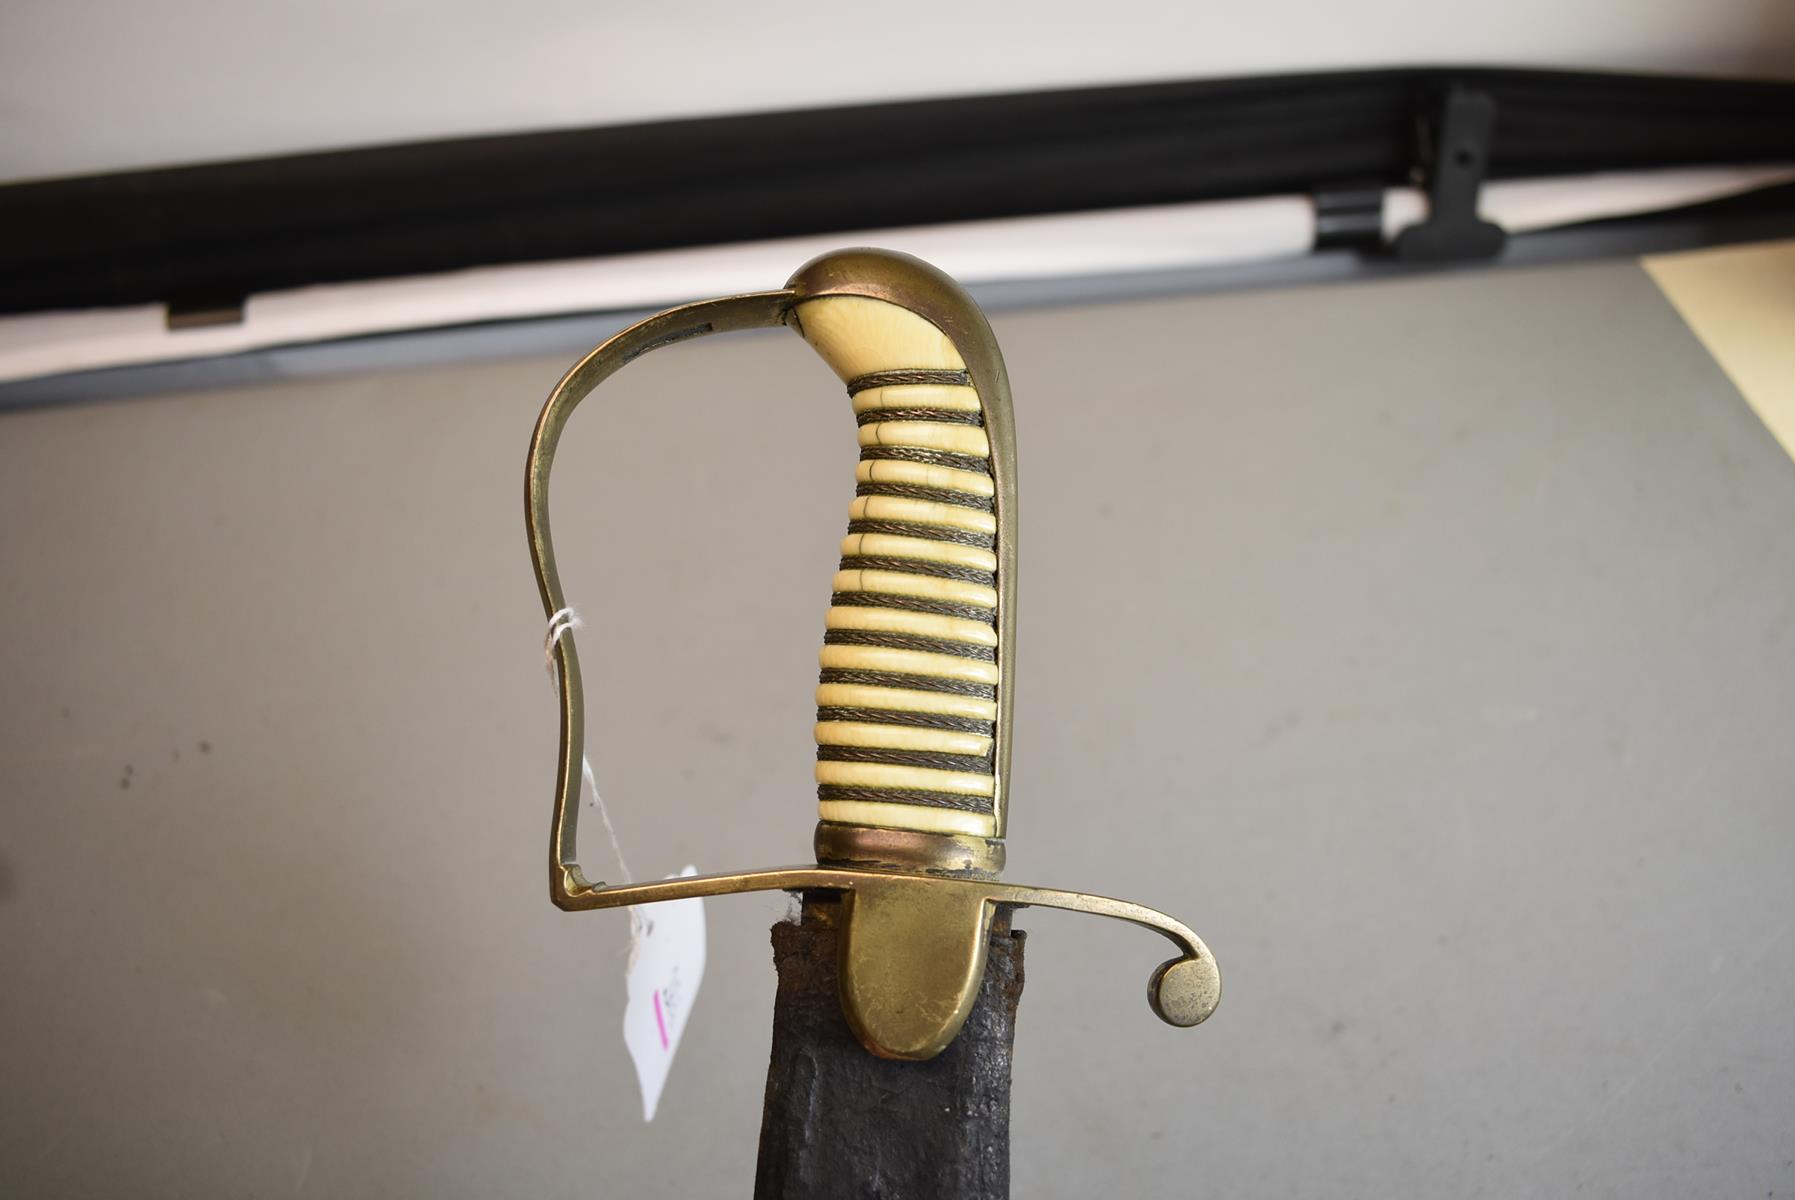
524 249 1219 1061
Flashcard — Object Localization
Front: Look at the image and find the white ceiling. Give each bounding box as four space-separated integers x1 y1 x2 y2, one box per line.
4 0 1793 183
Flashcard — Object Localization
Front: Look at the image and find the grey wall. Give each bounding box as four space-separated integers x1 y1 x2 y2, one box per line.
4 259 1794 1197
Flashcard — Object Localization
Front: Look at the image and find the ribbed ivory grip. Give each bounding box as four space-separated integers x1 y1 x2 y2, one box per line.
795 295 1001 839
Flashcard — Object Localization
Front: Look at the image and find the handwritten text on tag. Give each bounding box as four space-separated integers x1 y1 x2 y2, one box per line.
622 865 707 1121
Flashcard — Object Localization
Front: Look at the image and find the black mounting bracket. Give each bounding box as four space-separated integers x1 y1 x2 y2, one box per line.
1392 86 1507 262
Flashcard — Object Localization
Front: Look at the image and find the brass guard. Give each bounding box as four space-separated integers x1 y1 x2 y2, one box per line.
556 863 1220 1061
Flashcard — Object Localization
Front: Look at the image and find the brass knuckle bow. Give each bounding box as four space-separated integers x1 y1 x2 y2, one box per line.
525 249 1219 1060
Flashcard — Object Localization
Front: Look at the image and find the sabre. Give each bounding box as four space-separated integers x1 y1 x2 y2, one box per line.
524 248 1220 1195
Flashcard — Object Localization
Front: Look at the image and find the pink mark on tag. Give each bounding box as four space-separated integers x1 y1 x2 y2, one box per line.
653 989 670 1050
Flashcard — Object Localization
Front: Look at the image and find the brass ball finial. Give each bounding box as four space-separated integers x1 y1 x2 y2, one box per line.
1148 955 1222 1028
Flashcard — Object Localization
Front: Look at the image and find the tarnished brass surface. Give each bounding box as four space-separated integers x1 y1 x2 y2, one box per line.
523 248 1220 1060
813 822 1005 878
527 287 795 905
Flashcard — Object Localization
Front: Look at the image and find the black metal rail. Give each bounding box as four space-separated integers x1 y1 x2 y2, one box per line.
3 67 1793 315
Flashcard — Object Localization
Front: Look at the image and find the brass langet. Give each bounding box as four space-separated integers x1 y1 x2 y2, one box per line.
524 248 1219 1062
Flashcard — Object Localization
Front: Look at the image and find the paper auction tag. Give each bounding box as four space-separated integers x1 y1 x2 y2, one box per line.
622 865 706 1121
